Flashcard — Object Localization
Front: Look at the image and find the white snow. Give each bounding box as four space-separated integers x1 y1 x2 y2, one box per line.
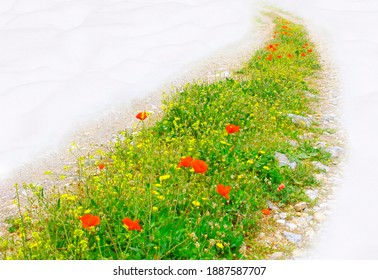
0 0 257 179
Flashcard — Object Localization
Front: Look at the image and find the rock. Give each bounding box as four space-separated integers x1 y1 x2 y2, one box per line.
322 114 335 123
286 222 298 230
312 161 330 172
275 152 297 169
279 212 287 219
294 202 307 212
270 252 284 259
288 140 298 147
305 215 313 222
287 113 313 127
325 146 344 159
314 212 327 223
291 217 308 227
305 189 319 201
267 201 280 211
283 231 302 244
276 219 286 225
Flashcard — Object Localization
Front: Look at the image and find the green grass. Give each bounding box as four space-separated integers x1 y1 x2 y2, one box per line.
0 16 330 260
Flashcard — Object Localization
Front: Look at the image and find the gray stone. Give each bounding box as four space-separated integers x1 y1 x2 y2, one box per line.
325 146 344 159
267 201 279 211
292 217 308 227
305 215 313 222
322 114 336 123
279 212 287 219
312 161 330 172
276 219 286 225
305 189 319 201
288 140 298 147
283 231 302 244
287 113 313 127
286 222 298 230
294 202 307 212
275 152 297 169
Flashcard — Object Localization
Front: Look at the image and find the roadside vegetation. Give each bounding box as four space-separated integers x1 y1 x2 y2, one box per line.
0 16 330 260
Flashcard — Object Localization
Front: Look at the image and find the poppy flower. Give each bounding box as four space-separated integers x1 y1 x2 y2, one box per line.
122 218 142 231
277 55 282 59
80 214 100 229
266 54 273 61
301 53 306 57
217 184 231 200
287 53 294 59
191 159 208 174
307 49 313 53
225 124 240 134
277 183 285 191
177 156 193 168
266 44 278 52
98 163 105 170
262 208 271 216
136 112 148 121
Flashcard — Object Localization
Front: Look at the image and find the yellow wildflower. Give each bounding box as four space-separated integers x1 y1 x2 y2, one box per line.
159 174 171 181
192 201 201 207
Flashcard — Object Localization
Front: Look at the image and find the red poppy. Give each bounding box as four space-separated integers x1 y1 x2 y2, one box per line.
266 44 278 52
262 208 271 216
217 184 231 200
266 54 273 61
191 159 208 174
277 183 285 191
225 124 240 134
288 53 294 59
136 112 148 121
277 55 282 59
301 53 306 57
307 49 313 53
98 163 105 170
177 156 193 168
122 218 142 231
80 214 100 229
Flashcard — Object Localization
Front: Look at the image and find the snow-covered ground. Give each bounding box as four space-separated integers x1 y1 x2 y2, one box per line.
0 0 257 180
264 0 378 259
1 0 378 260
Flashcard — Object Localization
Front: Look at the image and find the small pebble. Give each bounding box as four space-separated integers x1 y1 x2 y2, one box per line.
294 202 307 212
